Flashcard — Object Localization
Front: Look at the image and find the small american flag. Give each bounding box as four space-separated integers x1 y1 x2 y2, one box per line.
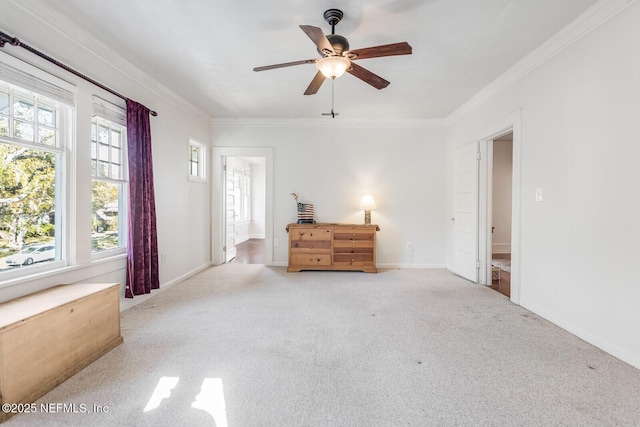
297 202 315 223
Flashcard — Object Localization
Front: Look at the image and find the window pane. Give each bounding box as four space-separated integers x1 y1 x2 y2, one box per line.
112 129 121 147
98 125 109 144
14 120 35 142
0 145 57 271
98 161 109 178
38 105 56 126
92 181 121 253
38 127 56 146
14 98 35 121
98 143 109 162
191 161 198 176
0 116 8 136
91 122 97 142
0 92 8 114
91 140 97 160
110 146 121 163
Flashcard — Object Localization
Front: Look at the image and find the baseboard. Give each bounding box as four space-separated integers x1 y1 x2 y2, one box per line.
271 262 447 269
521 299 640 370
492 243 511 253
119 262 212 311
378 263 447 269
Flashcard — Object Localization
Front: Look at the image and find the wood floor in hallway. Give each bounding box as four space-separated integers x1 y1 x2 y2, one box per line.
231 238 265 264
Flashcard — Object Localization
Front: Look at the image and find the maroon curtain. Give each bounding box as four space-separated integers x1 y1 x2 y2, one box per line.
125 100 159 298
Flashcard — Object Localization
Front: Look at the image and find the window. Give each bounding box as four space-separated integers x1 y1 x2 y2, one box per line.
91 97 127 254
232 166 251 223
241 171 251 221
0 58 73 275
188 138 206 182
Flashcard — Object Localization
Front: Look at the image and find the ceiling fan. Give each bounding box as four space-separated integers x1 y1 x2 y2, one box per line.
253 9 412 95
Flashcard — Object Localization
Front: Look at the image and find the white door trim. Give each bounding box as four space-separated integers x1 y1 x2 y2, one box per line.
479 109 522 305
211 147 274 266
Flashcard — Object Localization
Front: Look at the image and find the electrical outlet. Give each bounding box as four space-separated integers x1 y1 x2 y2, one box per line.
535 188 543 202
273 238 279 247
162 252 167 263
407 242 413 250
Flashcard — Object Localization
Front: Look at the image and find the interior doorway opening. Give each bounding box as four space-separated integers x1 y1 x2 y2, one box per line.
489 132 513 297
212 146 274 267
224 156 266 264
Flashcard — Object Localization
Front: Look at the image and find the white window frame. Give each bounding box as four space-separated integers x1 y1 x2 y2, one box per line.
90 97 128 259
0 52 74 282
188 138 207 183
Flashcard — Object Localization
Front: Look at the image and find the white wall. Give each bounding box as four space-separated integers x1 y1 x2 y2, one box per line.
211 123 448 268
250 162 266 239
0 3 212 303
447 2 640 368
492 140 513 254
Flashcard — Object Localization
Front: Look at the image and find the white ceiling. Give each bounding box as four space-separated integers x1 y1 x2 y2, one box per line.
28 0 599 120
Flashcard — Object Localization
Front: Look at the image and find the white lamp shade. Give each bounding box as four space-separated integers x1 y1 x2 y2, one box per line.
359 195 377 210
316 56 350 79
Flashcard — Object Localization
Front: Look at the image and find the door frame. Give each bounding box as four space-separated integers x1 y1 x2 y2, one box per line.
478 110 522 304
212 147 274 266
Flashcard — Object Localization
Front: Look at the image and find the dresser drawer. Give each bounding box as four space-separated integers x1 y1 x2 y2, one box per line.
333 247 373 254
333 253 374 264
291 240 331 250
333 230 375 241
290 253 332 266
291 228 332 241
333 240 374 249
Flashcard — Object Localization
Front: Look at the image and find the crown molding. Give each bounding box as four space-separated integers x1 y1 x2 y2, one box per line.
7 0 210 123
210 117 446 129
446 0 638 125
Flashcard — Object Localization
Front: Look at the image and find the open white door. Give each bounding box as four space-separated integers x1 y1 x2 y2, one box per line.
452 141 479 282
224 159 237 262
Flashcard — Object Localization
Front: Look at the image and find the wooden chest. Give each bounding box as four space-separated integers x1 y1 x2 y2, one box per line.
0 283 122 422
287 223 379 273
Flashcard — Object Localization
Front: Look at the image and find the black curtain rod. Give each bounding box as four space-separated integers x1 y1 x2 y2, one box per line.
0 30 157 116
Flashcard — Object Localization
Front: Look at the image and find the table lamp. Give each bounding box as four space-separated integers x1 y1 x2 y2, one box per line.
359 195 377 225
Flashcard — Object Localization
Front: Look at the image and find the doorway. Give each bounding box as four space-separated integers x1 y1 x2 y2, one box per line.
212 147 274 266
224 156 266 264
480 110 521 304
450 110 521 304
489 133 513 297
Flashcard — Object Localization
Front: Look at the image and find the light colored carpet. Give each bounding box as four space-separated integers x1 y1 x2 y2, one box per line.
5 265 640 426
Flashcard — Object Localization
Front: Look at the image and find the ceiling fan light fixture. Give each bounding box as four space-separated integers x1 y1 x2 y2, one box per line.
316 56 350 79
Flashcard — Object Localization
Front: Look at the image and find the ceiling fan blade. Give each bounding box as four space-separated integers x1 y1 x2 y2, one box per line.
300 25 335 55
304 71 326 95
346 42 412 60
347 63 390 90
253 58 318 72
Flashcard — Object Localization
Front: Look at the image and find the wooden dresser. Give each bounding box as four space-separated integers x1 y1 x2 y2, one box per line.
286 223 379 273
